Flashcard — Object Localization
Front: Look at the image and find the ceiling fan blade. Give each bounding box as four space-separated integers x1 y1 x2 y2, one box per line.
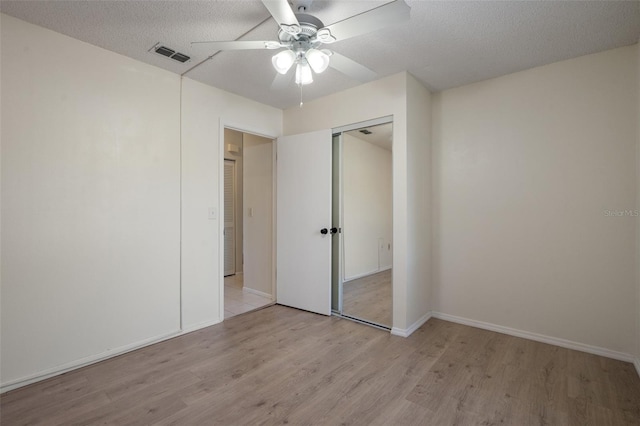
317 0 410 43
261 0 302 35
190 40 282 50
271 72 294 90
328 52 377 83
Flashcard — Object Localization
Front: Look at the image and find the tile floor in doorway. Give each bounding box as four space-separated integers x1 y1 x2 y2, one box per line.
224 274 273 319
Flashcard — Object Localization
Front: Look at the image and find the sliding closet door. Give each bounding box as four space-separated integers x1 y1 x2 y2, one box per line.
340 121 393 328
276 129 332 315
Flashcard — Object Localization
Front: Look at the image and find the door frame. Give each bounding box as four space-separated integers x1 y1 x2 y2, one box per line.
219 119 278 321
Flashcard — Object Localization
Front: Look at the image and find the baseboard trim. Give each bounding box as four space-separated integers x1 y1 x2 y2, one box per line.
0 329 182 393
391 311 432 338
1 316 224 394
431 312 635 363
243 287 273 299
634 358 640 378
344 266 392 283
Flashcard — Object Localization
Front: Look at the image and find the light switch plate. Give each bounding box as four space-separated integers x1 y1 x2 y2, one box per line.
208 207 217 220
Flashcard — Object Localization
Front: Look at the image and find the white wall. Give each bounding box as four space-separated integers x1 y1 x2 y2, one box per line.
406 74 433 322
1 14 283 391
343 133 392 280
284 72 433 332
180 78 281 331
432 45 638 356
243 133 274 297
1 14 181 387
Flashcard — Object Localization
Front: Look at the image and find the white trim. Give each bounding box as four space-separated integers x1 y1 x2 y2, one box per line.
335 132 345 314
634 358 640 378
432 312 635 363
272 141 277 302
391 311 432 338
333 115 393 134
344 266 392 283
243 286 273 299
1 329 181 393
218 119 226 323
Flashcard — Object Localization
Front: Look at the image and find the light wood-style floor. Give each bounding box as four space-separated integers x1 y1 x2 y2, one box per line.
343 269 392 327
2 305 639 425
224 273 273 319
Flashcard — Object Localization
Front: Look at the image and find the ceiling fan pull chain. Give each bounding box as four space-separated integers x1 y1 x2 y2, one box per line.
299 83 304 108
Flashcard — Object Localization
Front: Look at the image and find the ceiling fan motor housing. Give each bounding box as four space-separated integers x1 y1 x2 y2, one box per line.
278 13 325 43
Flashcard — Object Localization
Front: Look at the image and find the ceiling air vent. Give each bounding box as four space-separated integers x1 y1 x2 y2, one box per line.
155 45 175 57
359 129 372 135
150 43 191 64
171 53 191 63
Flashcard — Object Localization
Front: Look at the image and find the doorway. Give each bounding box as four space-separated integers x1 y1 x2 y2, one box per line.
332 120 393 329
223 128 275 319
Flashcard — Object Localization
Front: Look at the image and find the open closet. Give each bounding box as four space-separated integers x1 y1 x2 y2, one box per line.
276 116 393 330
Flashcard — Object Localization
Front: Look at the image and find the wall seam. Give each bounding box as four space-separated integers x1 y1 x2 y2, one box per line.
179 76 183 331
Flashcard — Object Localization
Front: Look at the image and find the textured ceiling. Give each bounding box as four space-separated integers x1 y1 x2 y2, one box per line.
2 1 639 110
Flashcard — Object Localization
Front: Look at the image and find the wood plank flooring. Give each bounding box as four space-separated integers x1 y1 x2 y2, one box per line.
342 269 392 327
2 305 639 425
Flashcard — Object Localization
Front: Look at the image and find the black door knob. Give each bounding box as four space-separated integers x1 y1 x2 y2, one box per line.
320 228 328 235
330 227 338 234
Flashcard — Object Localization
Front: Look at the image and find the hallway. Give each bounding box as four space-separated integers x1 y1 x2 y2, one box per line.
224 274 273 319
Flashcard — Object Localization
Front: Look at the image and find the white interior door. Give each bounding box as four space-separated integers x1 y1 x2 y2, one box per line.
277 129 332 315
224 160 236 277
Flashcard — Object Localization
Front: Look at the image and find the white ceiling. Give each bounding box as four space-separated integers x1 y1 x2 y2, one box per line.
2 1 639 110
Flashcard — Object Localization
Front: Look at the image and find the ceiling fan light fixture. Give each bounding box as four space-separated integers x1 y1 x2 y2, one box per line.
295 61 313 85
272 50 296 74
305 48 330 74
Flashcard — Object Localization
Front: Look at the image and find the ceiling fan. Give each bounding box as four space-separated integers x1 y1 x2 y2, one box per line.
192 0 411 89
